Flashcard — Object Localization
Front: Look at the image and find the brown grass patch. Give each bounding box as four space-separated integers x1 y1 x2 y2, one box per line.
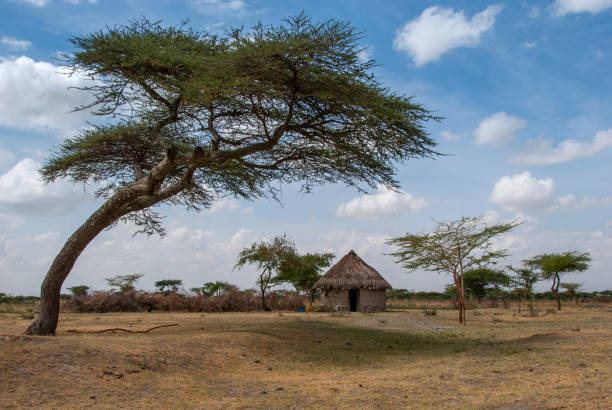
1 304 610 409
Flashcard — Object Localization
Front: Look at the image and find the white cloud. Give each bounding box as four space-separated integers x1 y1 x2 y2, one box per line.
1 36 31 50
393 4 503 66
552 0 612 16
474 112 527 146
490 171 612 212
13 0 51 6
490 172 558 212
0 56 93 135
441 130 460 141
514 129 612 164
336 184 429 220
0 158 91 214
189 0 246 14
594 49 605 60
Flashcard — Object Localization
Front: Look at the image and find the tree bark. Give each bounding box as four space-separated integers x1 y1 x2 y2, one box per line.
25 209 125 335
24 181 154 335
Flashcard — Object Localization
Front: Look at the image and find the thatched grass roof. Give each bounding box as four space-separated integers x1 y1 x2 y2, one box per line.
313 250 392 290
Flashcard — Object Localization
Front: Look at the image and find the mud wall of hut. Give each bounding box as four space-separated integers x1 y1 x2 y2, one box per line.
358 289 386 312
319 289 387 312
319 289 350 311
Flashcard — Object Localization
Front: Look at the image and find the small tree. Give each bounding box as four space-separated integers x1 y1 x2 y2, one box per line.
201 281 238 297
275 251 335 304
462 268 510 303
561 282 583 304
154 279 183 295
105 274 143 293
387 216 519 324
508 264 540 315
67 285 90 297
525 251 590 311
234 235 296 311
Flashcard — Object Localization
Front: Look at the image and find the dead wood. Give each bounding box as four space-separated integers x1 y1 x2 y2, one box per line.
67 323 178 334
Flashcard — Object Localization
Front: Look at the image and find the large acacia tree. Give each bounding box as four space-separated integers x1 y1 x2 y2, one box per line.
25 15 438 335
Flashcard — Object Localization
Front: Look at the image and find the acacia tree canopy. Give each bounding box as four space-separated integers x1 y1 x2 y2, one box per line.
26 15 438 335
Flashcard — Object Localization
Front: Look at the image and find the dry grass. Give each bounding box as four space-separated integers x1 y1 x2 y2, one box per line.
1 303 611 409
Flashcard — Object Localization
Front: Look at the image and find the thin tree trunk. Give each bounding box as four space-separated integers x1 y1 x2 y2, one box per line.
460 274 466 325
259 269 270 311
553 274 561 311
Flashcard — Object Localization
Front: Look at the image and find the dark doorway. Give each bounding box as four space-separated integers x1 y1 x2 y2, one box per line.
349 289 359 312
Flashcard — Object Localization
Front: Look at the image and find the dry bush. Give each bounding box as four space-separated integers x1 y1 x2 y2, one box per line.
66 290 306 313
70 291 145 313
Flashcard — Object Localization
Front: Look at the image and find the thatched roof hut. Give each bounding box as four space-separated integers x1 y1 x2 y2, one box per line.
313 250 391 312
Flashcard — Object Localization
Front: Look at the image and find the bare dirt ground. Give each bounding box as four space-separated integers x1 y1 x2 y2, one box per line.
1 303 610 409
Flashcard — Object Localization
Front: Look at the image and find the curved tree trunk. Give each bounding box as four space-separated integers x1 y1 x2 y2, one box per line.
24 187 145 335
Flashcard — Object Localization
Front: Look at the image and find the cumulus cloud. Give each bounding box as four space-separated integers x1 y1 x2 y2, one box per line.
0 56 93 135
336 184 429 220
0 158 91 214
474 112 527 146
1 36 31 50
490 171 612 212
552 0 612 16
490 172 557 212
393 4 503 66
514 129 612 165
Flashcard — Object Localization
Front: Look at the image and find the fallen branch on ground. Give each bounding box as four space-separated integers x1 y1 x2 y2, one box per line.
67 323 179 334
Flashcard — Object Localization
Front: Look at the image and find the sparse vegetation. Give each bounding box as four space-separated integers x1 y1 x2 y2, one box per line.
1 304 610 408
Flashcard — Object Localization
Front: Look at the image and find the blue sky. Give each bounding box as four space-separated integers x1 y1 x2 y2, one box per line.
0 0 611 295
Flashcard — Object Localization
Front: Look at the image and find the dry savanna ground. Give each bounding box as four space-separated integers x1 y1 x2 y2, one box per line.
1 303 611 409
